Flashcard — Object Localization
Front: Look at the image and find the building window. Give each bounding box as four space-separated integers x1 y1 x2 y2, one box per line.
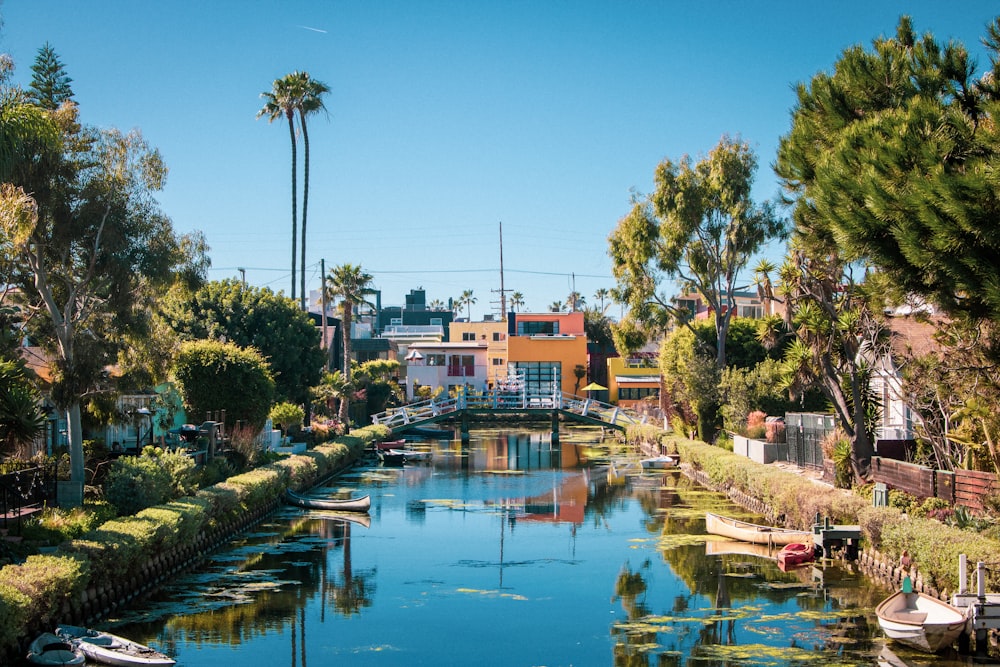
620 387 659 400
510 361 561 396
430 317 442 326
426 354 445 366
517 320 559 336
491 357 504 366
462 332 476 341
492 332 504 341
390 317 403 326
676 299 697 322
448 354 475 377
739 304 763 319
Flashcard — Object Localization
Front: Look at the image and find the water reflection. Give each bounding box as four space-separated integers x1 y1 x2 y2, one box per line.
83 427 993 666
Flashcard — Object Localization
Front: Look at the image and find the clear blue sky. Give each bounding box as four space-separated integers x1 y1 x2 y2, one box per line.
2 2 997 319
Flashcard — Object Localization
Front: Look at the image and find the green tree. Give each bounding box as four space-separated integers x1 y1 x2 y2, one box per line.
296 73 330 310
778 16 1000 322
548 301 563 313
28 42 74 110
172 339 275 430
160 279 323 407
609 136 784 368
258 72 308 303
1 97 206 488
770 16 990 478
324 264 376 427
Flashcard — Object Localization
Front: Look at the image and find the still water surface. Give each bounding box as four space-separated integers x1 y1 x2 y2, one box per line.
89 428 979 666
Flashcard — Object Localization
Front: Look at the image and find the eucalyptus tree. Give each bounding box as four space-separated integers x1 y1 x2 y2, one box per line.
258 72 308 302
324 264 377 428
1 99 206 489
609 136 784 368
770 15 1000 477
28 42 73 110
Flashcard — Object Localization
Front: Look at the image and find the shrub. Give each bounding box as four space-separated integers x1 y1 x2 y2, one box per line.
912 497 951 519
0 581 30 654
104 453 174 515
746 411 767 439
0 554 86 630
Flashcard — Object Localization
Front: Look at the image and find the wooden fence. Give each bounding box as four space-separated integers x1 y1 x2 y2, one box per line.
871 456 997 510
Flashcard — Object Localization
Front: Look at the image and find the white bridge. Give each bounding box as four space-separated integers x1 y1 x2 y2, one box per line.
370 389 646 433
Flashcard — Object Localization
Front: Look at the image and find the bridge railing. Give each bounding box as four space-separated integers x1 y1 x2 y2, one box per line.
372 390 645 429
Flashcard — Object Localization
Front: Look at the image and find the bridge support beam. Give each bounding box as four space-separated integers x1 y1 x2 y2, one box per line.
551 411 559 445
461 412 470 444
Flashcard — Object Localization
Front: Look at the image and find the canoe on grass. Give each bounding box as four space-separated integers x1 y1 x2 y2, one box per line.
705 512 813 546
875 590 968 653
27 633 85 666
57 625 175 666
285 489 371 513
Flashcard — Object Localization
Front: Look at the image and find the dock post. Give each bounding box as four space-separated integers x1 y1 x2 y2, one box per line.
460 412 469 445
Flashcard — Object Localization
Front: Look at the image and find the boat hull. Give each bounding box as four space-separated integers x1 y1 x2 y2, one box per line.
876 590 968 653
285 489 371 512
28 633 86 666
640 455 679 470
705 512 812 546
57 625 175 667
777 542 815 569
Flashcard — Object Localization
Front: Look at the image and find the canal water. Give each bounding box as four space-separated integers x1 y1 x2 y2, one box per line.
88 427 976 666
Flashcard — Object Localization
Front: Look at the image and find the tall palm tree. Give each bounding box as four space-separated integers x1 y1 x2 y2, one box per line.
509 291 525 313
566 291 585 312
258 72 308 302
297 73 330 310
455 289 476 320
594 288 610 313
549 301 563 313
324 264 376 428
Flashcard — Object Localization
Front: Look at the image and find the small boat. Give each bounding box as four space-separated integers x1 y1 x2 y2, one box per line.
56 625 174 666
640 455 679 470
388 448 432 462
705 512 813 547
378 450 406 466
285 489 371 513
375 439 406 451
875 589 968 653
27 632 85 666
776 542 815 569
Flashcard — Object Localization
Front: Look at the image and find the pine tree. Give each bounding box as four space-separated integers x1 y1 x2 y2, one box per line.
28 42 74 110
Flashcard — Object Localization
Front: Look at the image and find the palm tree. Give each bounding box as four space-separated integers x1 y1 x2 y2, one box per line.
258 72 308 302
324 264 376 428
509 291 525 313
549 301 563 313
428 298 444 310
455 289 476 320
594 288 610 313
297 73 330 310
566 291 585 312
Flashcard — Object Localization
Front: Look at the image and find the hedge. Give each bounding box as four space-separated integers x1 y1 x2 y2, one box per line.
0 427 375 657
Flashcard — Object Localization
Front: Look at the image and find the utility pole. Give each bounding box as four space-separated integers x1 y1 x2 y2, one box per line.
491 220 511 320
237 267 246 289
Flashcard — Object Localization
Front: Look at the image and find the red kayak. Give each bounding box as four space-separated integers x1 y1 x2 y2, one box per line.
777 542 815 569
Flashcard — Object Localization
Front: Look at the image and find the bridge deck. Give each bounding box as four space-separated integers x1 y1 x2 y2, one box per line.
371 391 645 432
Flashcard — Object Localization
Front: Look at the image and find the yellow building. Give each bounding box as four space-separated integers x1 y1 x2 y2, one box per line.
607 355 660 409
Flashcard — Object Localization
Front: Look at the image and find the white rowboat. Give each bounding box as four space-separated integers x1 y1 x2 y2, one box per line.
875 590 968 653
704 512 813 546
57 625 175 666
285 489 371 512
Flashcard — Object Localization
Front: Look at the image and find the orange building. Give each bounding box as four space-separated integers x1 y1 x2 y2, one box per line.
506 312 588 397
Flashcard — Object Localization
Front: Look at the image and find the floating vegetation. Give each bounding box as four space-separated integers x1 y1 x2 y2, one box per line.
691 642 844 665
655 532 713 550
456 587 528 601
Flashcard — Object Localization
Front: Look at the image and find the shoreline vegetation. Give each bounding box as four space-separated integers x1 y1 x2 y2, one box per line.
3 423 999 660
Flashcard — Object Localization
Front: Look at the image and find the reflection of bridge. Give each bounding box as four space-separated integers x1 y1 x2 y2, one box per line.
370 390 647 439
